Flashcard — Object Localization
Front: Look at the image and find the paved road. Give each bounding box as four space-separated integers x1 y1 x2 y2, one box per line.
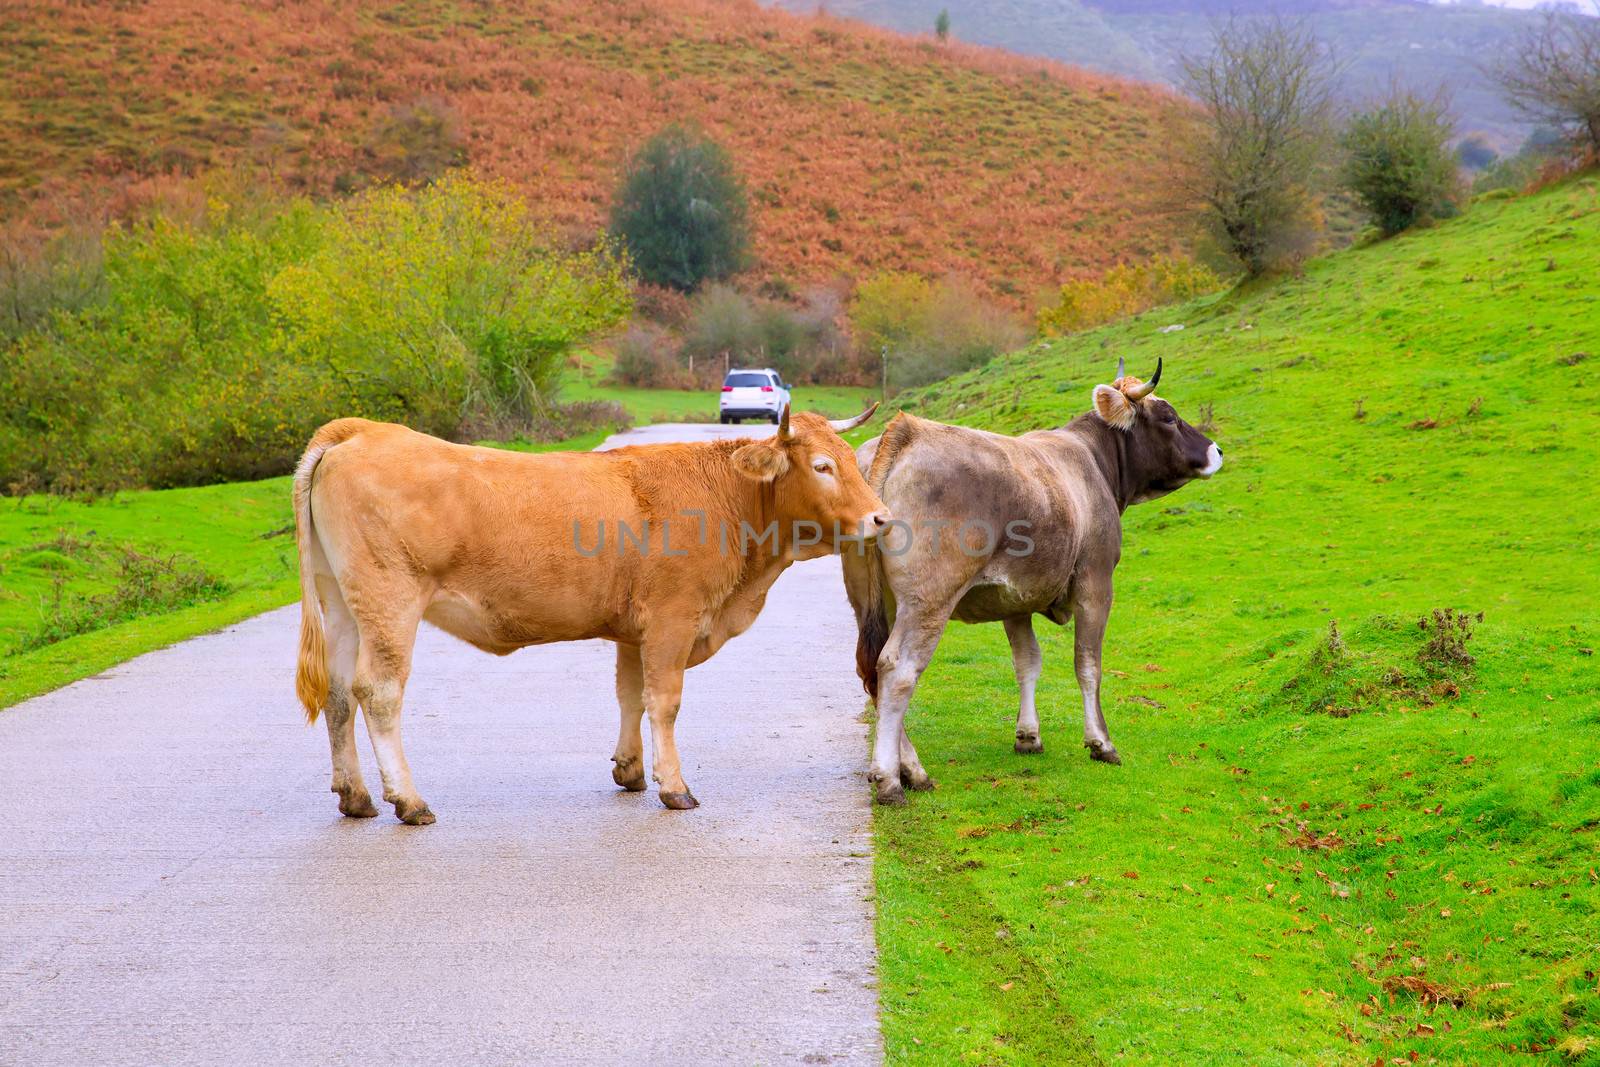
0 425 881 1066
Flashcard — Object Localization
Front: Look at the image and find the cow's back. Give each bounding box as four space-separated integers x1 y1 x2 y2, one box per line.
307 421 649 646
866 414 1118 623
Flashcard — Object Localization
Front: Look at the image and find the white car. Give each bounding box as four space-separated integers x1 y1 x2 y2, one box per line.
719 368 791 424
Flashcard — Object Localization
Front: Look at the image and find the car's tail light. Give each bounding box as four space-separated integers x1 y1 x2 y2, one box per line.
761 385 773 392
721 386 733 392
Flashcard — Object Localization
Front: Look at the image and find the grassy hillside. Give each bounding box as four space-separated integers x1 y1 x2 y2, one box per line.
790 0 1547 152
869 179 1600 1063
0 0 1188 301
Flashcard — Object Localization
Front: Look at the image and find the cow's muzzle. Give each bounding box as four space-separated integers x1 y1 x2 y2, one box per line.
1196 444 1224 478
852 511 893 541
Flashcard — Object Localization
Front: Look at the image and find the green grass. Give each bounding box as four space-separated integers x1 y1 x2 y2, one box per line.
0 432 621 709
563 351 881 425
0 478 298 708
872 179 1600 1064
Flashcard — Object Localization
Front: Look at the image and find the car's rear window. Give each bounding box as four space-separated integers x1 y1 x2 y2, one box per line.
724 372 772 388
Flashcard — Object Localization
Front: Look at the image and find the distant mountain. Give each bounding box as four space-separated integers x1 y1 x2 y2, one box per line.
782 0 1552 151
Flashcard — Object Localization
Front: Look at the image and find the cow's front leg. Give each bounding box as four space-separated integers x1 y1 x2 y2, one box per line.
1004 615 1044 754
871 604 950 805
641 633 697 810
1071 579 1120 765
611 642 647 792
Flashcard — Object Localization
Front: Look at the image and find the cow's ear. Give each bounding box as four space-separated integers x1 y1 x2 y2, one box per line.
1092 384 1136 430
732 440 791 481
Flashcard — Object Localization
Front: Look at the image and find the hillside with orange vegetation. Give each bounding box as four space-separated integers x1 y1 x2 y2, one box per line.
0 0 1190 300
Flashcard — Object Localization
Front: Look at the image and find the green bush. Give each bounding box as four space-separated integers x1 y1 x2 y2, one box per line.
0 173 631 493
609 124 751 292
1340 91 1461 236
851 272 1024 392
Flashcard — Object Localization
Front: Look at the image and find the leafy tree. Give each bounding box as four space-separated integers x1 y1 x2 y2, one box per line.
1340 89 1460 236
609 125 751 292
1178 18 1340 275
1491 6 1600 158
935 9 951 42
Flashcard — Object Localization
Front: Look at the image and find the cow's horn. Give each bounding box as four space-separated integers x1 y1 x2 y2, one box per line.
1116 356 1126 381
778 403 792 440
828 401 879 433
1125 358 1162 400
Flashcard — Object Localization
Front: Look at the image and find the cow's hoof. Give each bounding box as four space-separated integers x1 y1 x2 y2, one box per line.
1014 734 1044 755
900 767 936 791
875 782 908 806
659 791 699 810
612 762 647 792
1087 740 1122 766
337 789 379 818
394 798 436 825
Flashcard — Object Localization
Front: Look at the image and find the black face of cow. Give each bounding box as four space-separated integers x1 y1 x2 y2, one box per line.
1124 396 1223 503
1091 360 1223 504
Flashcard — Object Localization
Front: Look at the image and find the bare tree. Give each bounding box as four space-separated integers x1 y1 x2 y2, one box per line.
1491 5 1600 157
1178 18 1340 275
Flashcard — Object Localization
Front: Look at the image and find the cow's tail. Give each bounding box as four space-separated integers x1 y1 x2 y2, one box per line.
293 419 365 725
843 540 890 702
845 412 916 702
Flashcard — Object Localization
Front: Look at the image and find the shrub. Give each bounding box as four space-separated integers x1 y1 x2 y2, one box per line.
1036 255 1222 336
1339 89 1461 236
1178 18 1339 275
852 272 1025 391
679 284 853 384
0 173 631 493
364 97 469 186
0 224 105 344
609 124 751 292
612 323 685 388
271 173 631 433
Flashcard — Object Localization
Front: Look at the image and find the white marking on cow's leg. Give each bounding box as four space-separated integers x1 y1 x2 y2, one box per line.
641 635 696 810
871 606 949 805
1071 580 1121 766
611 642 647 792
319 580 376 818
1004 615 1044 754
352 610 432 825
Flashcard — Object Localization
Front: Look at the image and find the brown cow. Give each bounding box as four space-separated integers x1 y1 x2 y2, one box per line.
293 406 886 822
843 360 1222 804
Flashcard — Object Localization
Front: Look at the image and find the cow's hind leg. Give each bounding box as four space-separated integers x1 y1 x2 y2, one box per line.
1005 616 1045 754
897 722 934 791
351 608 433 824
611 642 647 792
319 576 377 818
641 633 697 810
1071 577 1121 766
871 603 952 805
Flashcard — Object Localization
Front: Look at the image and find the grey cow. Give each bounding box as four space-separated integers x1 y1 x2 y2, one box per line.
842 359 1223 805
